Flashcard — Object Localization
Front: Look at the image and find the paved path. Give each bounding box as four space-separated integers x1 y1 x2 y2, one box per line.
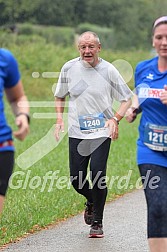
1 189 149 252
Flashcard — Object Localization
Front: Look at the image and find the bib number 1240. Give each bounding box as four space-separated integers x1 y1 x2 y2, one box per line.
83 119 101 128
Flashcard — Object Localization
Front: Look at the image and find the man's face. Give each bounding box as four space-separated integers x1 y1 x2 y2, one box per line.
78 34 101 67
153 24 167 58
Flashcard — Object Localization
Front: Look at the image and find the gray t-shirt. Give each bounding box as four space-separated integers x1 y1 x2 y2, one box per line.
55 57 132 139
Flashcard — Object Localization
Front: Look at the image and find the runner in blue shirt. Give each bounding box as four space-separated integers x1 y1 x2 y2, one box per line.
0 48 30 214
126 16 167 252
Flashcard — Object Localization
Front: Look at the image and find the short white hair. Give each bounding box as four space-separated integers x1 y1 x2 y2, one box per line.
78 31 101 45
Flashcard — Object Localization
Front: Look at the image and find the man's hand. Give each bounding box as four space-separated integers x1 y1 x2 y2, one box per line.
105 119 119 140
55 118 64 141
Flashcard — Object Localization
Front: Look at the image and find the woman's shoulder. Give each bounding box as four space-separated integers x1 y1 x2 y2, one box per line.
136 57 158 71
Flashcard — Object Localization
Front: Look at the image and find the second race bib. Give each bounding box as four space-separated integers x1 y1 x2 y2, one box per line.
144 123 167 151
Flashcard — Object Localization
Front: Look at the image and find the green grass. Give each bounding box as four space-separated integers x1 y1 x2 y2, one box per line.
0 115 140 245
0 41 146 246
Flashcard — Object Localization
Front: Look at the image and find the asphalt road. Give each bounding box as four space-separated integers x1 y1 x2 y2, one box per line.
1 189 149 252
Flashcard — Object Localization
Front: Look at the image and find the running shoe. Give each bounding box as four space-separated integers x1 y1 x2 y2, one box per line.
89 221 104 238
84 202 94 225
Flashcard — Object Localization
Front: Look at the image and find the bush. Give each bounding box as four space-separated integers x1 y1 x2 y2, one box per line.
17 23 75 46
0 31 17 47
0 23 76 47
17 23 34 35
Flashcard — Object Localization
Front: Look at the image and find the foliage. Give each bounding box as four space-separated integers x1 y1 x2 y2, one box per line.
17 23 76 46
0 24 76 47
0 0 167 49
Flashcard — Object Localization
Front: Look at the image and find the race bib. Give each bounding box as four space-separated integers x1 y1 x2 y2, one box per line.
144 123 167 151
79 113 105 133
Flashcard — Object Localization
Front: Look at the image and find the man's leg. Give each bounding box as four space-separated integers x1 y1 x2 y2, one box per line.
87 137 111 237
90 137 111 223
69 137 93 203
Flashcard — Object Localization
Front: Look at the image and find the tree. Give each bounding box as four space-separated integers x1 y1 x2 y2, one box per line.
0 0 166 50
35 0 77 26
0 0 41 25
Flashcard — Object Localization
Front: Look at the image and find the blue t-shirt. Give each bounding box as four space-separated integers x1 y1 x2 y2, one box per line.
135 56 167 167
0 48 20 152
